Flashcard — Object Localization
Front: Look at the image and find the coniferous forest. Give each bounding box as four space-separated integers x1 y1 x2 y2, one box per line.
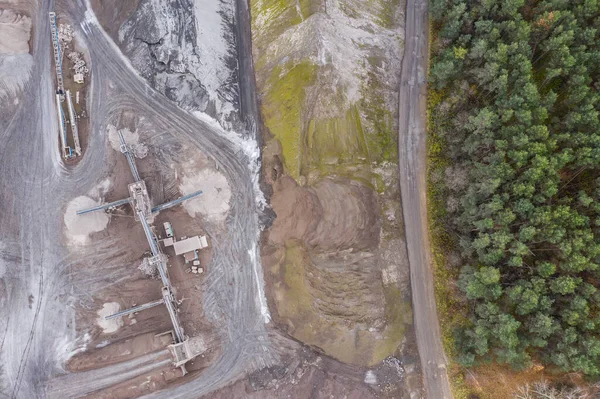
429 0 600 377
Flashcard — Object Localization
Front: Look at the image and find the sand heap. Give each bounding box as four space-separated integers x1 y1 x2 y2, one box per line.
96 302 123 334
0 9 33 100
0 9 31 55
180 168 231 222
64 196 110 245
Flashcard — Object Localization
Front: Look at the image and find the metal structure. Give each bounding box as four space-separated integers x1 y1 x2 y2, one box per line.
50 12 76 159
151 190 204 213
75 197 131 215
66 90 82 156
55 93 72 159
49 12 65 96
75 132 203 353
104 299 165 321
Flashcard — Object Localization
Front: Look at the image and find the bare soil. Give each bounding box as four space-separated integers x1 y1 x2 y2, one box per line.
268 176 380 251
260 139 413 368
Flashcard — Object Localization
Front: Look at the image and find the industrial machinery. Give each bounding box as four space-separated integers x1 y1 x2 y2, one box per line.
49 12 78 159
74 132 204 372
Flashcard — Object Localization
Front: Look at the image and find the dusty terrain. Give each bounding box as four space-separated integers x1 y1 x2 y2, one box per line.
211 346 414 399
1 0 272 397
0 9 31 53
56 108 232 394
0 0 424 398
90 0 139 38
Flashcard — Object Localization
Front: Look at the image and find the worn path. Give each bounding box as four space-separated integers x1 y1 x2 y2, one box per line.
398 0 453 398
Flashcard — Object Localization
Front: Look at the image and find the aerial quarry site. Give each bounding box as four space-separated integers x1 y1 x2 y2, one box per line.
2 0 600 399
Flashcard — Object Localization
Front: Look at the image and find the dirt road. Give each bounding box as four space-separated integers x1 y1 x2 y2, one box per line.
397 0 453 398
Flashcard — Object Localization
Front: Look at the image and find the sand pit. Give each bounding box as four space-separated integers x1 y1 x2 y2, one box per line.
64 196 110 245
96 302 123 334
180 169 231 222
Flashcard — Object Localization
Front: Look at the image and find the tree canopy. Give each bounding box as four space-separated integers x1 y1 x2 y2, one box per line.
430 0 600 377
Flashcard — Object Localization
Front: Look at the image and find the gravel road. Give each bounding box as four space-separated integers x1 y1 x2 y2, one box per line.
398 0 453 398
1 0 275 397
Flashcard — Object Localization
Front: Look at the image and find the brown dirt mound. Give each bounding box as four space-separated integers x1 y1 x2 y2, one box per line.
269 176 380 252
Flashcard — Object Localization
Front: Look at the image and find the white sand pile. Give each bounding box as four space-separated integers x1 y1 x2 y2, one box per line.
0 10 31 55
107 125 147 158
180 169 231 222
0 10 32 99
107 124 139 150
96 302 123 334
64 196 110 245
87 177 112 199
364 370 377 385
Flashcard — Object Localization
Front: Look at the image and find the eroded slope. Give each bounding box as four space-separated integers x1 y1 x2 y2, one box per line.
254 0 413 367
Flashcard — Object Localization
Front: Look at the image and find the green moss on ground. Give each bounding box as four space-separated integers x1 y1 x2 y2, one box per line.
250 0 303 36
305 105 369 176
262 62 318 178
360 64 398 163
297 0 319 20
370 0 402 29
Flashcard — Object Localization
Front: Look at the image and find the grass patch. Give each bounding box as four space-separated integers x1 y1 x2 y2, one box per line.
250 0 304 31
427 84 472 399
372 0 402 29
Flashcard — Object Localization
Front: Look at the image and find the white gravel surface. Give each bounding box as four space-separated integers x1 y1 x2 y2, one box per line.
0 9 32 99
193 0 236 117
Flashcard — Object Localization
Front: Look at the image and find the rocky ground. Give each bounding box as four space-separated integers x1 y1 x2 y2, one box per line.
93 0 240 129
